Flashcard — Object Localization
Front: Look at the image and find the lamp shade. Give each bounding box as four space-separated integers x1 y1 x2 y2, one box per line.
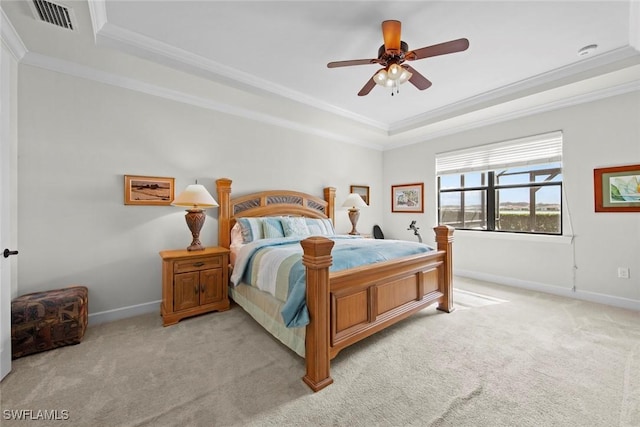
341 193 367 209
171 184 218 208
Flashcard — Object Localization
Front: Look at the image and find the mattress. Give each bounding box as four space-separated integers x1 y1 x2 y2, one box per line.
229 283 305 357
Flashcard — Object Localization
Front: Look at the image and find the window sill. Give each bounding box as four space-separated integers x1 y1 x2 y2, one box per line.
453 229 573 244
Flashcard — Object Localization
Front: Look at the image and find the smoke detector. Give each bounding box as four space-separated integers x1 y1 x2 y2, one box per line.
29 0 76 31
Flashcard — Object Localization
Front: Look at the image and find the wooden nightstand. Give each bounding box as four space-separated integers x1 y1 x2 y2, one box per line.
160 247 230 326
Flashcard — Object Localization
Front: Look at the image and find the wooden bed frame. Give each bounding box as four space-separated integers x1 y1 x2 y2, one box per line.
216 178 454 392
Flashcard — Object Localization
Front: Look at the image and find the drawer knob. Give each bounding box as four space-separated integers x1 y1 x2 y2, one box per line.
193 262 205 267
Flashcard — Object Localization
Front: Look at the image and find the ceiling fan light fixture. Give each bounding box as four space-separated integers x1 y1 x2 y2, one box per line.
373 69 388 85
374 66 412 89
398 68 412 84
387 63 403 80
374 66 413 95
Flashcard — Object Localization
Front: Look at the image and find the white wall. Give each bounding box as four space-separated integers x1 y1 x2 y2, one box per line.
383 91 640 308
17 65 383 321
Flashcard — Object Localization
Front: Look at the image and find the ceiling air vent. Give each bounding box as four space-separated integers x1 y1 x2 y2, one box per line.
30 0 76 30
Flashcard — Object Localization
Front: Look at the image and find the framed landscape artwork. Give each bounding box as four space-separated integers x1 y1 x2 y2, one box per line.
594 164 640 212
124 175 175 206
391 183 424 213
350 185 370 205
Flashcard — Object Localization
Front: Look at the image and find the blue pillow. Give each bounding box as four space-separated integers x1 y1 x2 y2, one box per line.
262 217 285 238
236 217 264 243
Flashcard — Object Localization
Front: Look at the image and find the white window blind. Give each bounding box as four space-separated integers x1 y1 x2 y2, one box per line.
436 131 563 175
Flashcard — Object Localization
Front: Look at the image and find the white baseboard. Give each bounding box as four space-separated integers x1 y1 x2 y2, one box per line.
88 300 161 326
455 270 639 311
86 271 638 327
0 347 10 381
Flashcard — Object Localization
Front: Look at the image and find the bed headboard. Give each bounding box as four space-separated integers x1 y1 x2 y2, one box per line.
216 178 336 248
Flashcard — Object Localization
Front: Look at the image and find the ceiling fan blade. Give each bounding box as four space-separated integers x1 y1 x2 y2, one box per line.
382 20 402 52
327 58 380 68
403 65 432 90
357 73 378 96
406 38 469 61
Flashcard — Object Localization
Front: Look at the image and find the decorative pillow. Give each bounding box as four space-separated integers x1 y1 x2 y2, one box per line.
280 217 310 237
230 223 244 246
229 223 245 267
262 217 285 239
305 218 335 236
236 217 264 243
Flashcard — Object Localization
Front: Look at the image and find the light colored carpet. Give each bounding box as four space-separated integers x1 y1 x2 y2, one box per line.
1 277 638 427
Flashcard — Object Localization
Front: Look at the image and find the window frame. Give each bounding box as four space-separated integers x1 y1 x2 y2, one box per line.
437 165 563 235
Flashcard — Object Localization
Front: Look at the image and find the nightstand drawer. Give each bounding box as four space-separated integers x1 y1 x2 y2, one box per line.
174 255 222 273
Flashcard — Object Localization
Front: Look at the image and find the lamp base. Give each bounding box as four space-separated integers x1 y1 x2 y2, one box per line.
347 208 360 235
184 209 206 251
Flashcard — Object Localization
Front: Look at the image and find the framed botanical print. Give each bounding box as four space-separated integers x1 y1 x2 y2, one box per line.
594 164 640 212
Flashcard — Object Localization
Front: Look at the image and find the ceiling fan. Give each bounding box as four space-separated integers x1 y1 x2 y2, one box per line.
327 20 469 96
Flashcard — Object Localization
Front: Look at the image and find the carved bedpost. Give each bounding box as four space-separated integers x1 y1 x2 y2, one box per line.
301 236 335 392
216 178 232 249
324 187 336 225
434 225 455 313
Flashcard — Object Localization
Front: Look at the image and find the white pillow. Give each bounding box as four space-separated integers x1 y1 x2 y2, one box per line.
305 218 335 236
280 217 311 237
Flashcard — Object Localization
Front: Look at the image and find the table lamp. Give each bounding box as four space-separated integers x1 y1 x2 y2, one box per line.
172 184 218 251
341 193 368 235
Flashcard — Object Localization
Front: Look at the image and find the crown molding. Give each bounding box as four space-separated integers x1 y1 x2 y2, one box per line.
0 8 27 61
20 51 382 150
384 79 640 151
90 12 640 140
389 46 640 136
16 48 638 153
93 20 388 132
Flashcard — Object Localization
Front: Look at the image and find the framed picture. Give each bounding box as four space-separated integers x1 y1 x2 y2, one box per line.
124 175 175 205
391 183 424 213
350 185 370 205
594 164 640 212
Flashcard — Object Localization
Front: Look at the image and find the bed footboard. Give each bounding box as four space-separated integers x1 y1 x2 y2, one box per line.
301 226 454 392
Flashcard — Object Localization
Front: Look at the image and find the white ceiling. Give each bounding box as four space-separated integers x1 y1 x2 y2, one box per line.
3 1 640 149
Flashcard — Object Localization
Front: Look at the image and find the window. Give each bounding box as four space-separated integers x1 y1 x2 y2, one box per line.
436 132 563 235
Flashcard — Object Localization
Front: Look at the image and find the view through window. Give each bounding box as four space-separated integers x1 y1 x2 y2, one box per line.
436 132 563 235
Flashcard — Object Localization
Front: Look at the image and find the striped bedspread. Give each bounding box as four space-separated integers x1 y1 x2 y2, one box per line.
230 236 434 327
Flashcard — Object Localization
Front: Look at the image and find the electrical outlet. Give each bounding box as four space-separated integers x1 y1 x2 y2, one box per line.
617 267 630 279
